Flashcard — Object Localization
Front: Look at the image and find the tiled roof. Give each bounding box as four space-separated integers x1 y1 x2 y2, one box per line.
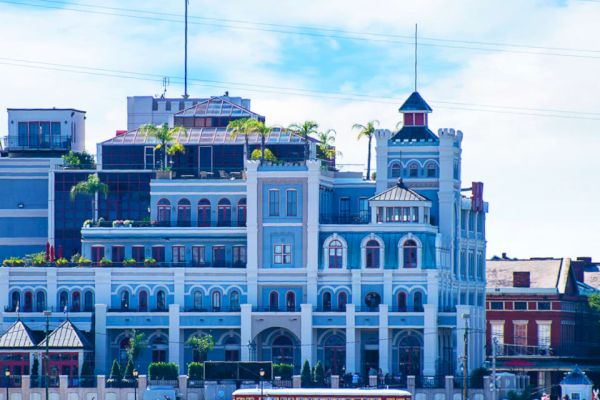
369 180 429 202
175 96 262 118
391 126 439 142
0 320 37 348
486 258 571 293
102 127 312 146
399 92 433 112
38 320 91 349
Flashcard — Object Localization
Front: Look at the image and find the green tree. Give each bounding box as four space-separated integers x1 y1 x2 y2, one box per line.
313 360 325 387
108 359 122 383
301 360 312 388
316 129 341 161
242 120 274 162
353 120 379 180
139 123 187 170
227 117 256 160
288 121 319 160
588 292 600 312
127 329 146 364
186 334 215 362
122 358 134 381
69 173 109 222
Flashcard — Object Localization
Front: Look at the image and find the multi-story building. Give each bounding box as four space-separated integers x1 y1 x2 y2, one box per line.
0 92 487 381
486 256 600 398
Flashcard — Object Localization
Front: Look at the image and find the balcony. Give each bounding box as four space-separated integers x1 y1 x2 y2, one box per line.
85 219 247 228
320 213 370 224
253 305 301 312
2 135 71 151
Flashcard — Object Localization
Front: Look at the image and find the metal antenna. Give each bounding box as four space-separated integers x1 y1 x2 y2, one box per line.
183 0 189 98
414 23 418 92
161 76 170 99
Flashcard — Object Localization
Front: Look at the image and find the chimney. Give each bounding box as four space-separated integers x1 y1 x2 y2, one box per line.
502 252 508 259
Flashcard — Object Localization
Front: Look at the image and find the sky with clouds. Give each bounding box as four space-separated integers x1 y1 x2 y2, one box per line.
0 0 599 259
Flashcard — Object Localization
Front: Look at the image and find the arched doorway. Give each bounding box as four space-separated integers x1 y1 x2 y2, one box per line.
398 334 422 378
271 335 294 365
322 333 346 375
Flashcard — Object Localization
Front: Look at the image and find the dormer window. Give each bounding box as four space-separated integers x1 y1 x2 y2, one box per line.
402 113 427 127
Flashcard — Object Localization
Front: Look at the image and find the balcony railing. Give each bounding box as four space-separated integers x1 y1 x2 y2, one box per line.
320 213 370 224
315 306 347 312
92 220 247 228
254 305 301 312
109 306 241 313
2 135 72 151
9 261 248 269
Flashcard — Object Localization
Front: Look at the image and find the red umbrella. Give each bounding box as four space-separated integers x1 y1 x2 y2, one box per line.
57 245 63 260
45 241 50 261
49 246 55 262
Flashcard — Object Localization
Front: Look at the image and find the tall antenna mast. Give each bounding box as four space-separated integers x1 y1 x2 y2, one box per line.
414 23 418 92
183 0 189 98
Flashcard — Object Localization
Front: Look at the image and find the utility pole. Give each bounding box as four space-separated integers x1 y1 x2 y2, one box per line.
183 0 189 99
43 310 51 400
463 314 470 400
491 337 498 400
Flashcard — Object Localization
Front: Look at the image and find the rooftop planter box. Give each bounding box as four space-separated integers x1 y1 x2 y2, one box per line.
155 170 173 180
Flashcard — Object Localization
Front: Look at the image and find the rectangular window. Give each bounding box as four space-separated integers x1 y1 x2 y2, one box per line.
152 246 165 263
537 302 551 310
490 322 504 346
268 190 280 216
274 244 292 264
404 113 414 125
490 301 503 310
192 245 206 266
514 322 528 347
359 197 369 222
513 271 531 288
339 197 350 216
172 245 185 263
91 246 104 263
132 246 145 263
514 301 527 310
213 246 225 267
232 246 246 267
537 322 551 349
414 113 425 125
286 190 298 217
111 246 125 263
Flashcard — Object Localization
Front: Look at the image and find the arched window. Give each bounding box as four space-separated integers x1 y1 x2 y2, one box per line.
59 291 68 311
408 163 419 178
36 291 46 312
364 292 381 311
425 162 437 178
286 291 296 312
10 291 20 312
365 240 380 268
156 290 166 311
119 338 130 365
151 336 168 362
217 198 232 227
269 291 279 312
322 292 332 311
328 240 343 268
193 290 203 311
71 291 81 312
414 292 423 312
391 163 402 178
338 292 348 311
23 291 33 312
403 240 418 268
212 291 221 311
157 198 171 226
120 291 129 310
139 290 148 312
271 335 294 365
230 290 240 310
237 198 247 227
197 199 211 227
397 292 407 312
84 291 94 312
177 198 191 227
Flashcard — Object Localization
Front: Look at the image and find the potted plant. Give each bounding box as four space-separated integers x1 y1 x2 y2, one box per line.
30 252 48 266
99 257 112 267
2 257 25 267
123 220 134 227
95 217 108 227
77 257 92 267
82 219 93 228
144 257 157 267
112 220 124 228
122 258 136 267
55 257 68 267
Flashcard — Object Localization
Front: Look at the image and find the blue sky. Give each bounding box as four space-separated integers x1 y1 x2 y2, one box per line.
0 0 599 259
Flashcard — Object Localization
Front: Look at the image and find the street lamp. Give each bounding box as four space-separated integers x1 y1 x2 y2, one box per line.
259 368 265 400
5 369 10 400
132 369 139 400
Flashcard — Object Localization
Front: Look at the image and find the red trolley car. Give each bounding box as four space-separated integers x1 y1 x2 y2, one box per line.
233 388 412 400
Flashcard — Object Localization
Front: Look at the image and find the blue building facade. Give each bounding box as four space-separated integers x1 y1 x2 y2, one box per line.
0 93 487 380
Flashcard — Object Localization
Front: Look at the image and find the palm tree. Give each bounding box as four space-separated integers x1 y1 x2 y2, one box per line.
247 120 274 162
288 121 318 160
70 173 109 222
353 120 379 180
227 118 254 160
138 123 187 170
316 129 340 162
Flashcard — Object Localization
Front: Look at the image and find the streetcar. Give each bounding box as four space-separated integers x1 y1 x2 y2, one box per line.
233 388 412 400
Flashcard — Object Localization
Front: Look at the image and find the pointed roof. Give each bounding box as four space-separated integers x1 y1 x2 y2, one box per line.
561 366 593 385
0 320 37 348
369 179 430 202
174 96 263 119
38 320 91 349
399 92 432 112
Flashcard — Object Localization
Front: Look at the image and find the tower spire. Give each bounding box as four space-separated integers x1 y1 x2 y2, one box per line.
183 0 190 99
414 23 418 92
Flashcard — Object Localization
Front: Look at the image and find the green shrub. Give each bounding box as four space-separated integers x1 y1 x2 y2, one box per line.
62 151 95 169
273 363 293 380
313 360 325 386
144 258 157 266
148 362 178 380
30 252 47 266
70 253 81 263
250 148 277 161
301 360 312 387
187 362 204 380
55 257 68 267
77 257 92 266
3 257 25 267
99 257 112 267
122 258 136 267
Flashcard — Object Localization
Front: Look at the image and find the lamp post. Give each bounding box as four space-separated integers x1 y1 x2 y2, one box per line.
5 369 10 400
259 368 265 400
462 313 470 400
43 310 52 400
133 369 139 400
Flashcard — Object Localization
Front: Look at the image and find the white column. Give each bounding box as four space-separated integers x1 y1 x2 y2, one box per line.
94 304 108 374
383 270 393 307
245 160 259 305
345 304 357 373
423 304 438 376
301 304 314 365
351 270 361 306
47 268 57 310
47 164 57 246
374 129 391 193
173 269 185 306
240 304 253 361
168 304 182 373
0 269 8 311
306 160 320 305
94 269 111 306
379 304 390 374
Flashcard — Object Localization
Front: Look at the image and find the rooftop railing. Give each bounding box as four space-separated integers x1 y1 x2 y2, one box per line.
319 213 370 224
